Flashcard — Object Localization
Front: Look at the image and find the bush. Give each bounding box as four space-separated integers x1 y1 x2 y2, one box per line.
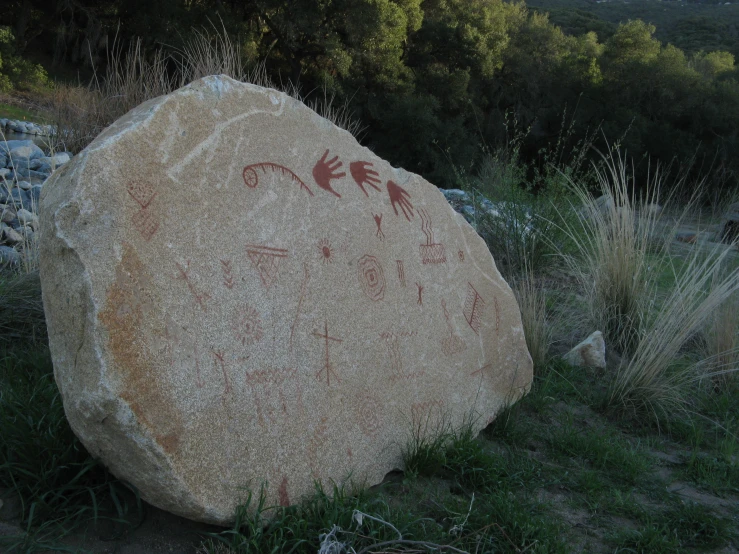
0 26 49 92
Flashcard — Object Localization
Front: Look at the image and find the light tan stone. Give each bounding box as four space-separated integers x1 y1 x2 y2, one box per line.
564 331 606 368
39 75 532 525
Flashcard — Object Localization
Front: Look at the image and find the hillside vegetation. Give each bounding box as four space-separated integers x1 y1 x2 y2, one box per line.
1 0 739 202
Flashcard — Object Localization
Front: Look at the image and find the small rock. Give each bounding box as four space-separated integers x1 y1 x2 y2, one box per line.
644 203 662 216
442 189 469 201
0 245 20 267
17 181 32 191
1 224 24 245
0 209 15 224
564 331 606 369
38 153 71 167
16 209 38 228
9 143 44 160
0 168 11 180
676 231 697 244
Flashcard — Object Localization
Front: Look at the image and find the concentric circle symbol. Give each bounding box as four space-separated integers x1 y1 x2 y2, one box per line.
357 255 385 302
356 395 382 437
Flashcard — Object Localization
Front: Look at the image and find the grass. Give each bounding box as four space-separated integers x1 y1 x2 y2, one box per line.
0 102 44 122
0 345 137 553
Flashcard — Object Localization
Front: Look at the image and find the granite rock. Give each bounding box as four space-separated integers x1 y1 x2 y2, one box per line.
39 75 532 525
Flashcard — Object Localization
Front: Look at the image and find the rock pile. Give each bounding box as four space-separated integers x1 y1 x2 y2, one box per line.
1 118 57 137
0 139 72 266
39 75 533 524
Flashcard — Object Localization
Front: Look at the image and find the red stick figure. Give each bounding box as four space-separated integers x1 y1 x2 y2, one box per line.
387 180 414 221
373 213 385 240
350 161 381 196
313 149 345 198
416 282 424 305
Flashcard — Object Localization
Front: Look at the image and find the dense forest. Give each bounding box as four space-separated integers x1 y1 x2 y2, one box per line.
1 0 739 195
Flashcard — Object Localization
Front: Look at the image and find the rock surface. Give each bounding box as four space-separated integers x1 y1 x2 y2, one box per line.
564 331 606 369
39 75 532 525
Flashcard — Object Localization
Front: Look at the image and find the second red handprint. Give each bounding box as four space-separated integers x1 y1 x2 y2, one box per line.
313 149 346 198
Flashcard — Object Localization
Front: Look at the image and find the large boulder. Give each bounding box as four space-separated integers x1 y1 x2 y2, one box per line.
39 75 532 525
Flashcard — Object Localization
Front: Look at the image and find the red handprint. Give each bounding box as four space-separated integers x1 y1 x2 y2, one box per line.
313 149 346 198
387 180 414 221
350 161 381 197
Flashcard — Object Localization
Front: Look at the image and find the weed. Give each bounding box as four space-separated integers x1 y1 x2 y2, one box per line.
684 453 739 494
547 415 652 485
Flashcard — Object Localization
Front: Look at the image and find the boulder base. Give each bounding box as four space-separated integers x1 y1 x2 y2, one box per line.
39 76 532 524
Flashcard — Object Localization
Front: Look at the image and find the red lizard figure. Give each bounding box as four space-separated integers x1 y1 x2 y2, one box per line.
313 149 346 198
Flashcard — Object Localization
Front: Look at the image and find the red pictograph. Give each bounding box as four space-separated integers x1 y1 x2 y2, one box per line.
246 244 288 290
470 363 493 377
396 260 406 287
440 299 466 356
244 366 298 426
357 255 386 302
318 238 334 264
380 330 420 383
373 213 385 240
458 250 465 262
242 162 314 196
130 208 160 241
387 180 414 221
175 260 211 311
221 259 234 289
463 282 485 335
419 208 446 265
211 349 231 395
278 476 290 507
232 304 264 346
126 181 160 241
126 181 157 208
313 149 345 198
290 263 310 352
416 282 424 306
356 394 383 437
350 161 381 196
411 400 444 421
313 321 343 386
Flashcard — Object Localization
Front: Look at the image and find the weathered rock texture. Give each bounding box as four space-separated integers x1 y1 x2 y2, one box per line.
39 76 533 525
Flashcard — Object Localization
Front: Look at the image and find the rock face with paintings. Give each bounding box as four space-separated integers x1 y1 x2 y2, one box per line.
39 75 533 524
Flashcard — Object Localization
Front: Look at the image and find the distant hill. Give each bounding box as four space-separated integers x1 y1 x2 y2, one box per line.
526 0 739 56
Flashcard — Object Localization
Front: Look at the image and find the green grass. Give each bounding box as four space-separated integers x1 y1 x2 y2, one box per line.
0 103 45 123
0 345 137 553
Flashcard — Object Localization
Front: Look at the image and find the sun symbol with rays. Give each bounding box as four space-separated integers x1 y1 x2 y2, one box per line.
318 238 334 264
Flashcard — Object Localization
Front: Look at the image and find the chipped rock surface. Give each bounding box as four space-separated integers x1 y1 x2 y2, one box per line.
39 75 533 525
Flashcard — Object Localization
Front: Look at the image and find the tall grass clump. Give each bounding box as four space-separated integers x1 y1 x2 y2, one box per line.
558 151 739 419
558 153 676 356
699 285 739 391
47 38 175 154
512 268 552 372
